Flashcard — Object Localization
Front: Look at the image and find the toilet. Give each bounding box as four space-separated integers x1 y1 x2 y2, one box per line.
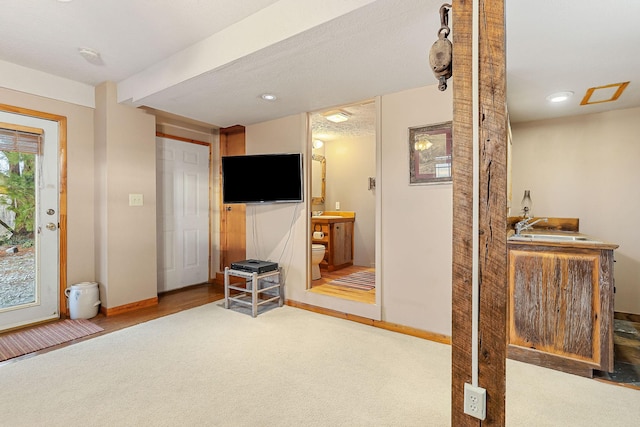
311 244 326 280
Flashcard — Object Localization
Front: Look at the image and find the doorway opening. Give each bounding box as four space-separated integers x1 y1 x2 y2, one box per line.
0 107 65 331
156 134 211 293
308 99 377 305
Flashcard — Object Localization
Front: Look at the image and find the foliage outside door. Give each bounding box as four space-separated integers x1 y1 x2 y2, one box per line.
0 110 60 331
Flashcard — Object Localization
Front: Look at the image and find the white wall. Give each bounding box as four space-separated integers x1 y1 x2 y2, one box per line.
246 85 454 335
0 60 94 108
0 88 96 289
1 84 221 314
94 82 158 309
512 107 640 315
244 114 308 301
380 85 453 335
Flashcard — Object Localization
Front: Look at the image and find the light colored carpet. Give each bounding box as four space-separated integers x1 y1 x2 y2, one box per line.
0 302 637 426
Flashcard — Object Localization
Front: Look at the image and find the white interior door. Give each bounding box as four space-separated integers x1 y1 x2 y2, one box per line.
0 112 59 331
156 137 209 292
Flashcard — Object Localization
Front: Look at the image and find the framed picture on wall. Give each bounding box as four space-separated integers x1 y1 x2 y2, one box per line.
409 121 452 184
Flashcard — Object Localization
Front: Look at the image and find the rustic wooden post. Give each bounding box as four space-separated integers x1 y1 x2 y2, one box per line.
451 0 507 425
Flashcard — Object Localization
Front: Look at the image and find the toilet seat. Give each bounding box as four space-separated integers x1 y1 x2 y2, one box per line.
311 244 325 280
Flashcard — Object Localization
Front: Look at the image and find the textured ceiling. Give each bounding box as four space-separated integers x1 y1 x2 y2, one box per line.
1 0 639 138
0 0 281 86
311 101 376 142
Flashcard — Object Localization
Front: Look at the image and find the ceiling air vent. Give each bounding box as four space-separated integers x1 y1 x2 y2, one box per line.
580 82 629 105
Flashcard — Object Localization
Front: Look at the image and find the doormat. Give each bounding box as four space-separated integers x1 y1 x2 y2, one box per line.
0 319 103 362
328 271 375 291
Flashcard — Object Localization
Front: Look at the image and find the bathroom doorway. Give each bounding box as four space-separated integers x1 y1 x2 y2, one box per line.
308 99 377 304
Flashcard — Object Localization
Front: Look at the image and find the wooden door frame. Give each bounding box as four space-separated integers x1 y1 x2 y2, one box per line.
0 103 68 316
219 125 246 271
451 0 507 425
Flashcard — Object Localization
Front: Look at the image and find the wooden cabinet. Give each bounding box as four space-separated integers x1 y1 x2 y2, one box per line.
507 239 618 377
311 214 354 272
329 221 353 268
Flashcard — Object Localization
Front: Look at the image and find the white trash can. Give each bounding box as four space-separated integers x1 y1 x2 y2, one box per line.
65 282 101 319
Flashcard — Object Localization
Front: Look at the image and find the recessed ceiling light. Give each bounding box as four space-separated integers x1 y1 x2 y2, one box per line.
545 91 574 103
78 47 103 65
261 93 277 101
323 110 351 123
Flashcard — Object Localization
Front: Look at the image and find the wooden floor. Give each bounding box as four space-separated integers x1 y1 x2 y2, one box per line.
308 265 375 304
594 313 640 389
90 283 224 332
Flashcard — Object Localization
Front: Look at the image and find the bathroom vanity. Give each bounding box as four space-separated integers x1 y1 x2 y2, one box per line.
507 229 619 377
311 212 355 271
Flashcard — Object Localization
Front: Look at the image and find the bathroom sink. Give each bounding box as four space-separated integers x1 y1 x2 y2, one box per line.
509 233 600 243
312 215 343 219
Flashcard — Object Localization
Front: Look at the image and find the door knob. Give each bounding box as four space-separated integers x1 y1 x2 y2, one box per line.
46 222 57 231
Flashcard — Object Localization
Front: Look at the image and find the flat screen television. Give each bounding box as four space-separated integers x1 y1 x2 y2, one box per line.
221 153 304 204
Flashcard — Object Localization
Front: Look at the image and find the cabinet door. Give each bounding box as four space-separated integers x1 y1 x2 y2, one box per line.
331 224 345 265
331 222 352 265
509 249 601 365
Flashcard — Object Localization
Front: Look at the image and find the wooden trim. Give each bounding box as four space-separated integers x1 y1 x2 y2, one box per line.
0 104 68 317
615 311 640 323
375 320 451 345
285 300 451 345
0 104 66 122
0 317 61 335
100 297 159 317
0 122 44 135
208 141 213 283
508 345 596 378
219 125 245 135
320 211 356 218
58 116 68 316
218 125 246 271
593 377 640 391
600 250 615 372
155 131 209 147
451 0 507 425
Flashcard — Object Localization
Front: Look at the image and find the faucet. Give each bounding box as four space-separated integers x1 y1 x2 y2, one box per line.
515 217 548 235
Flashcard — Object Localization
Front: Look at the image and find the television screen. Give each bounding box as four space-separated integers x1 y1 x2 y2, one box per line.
221 153 304 204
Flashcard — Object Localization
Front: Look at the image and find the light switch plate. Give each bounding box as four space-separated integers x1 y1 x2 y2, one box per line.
129 193 143 206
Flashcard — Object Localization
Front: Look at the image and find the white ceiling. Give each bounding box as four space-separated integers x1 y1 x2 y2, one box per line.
1 0 638 132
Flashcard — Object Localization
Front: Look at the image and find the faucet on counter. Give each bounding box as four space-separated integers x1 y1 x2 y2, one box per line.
515 217 548 235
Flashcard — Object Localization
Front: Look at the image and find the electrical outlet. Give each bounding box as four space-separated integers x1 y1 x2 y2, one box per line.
464 383 486 420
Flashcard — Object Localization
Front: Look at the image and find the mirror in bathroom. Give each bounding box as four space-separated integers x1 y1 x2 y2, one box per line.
311 154 326 204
